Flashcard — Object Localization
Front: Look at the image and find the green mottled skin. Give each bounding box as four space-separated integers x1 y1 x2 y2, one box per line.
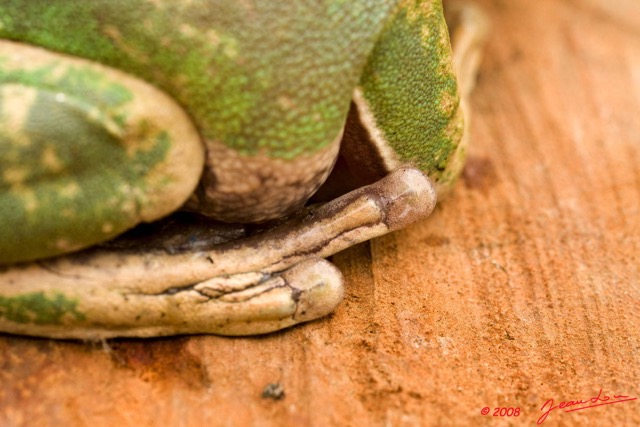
0 0 459 160
0 291 85 325
360 2 462 178
0 0 398 158
0 0 462 265
0 62 171 263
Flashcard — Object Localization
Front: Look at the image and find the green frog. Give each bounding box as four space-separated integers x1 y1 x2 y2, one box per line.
0 0 486 338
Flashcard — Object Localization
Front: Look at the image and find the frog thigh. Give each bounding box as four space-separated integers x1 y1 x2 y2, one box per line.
351 0 465 195
0 41 204 264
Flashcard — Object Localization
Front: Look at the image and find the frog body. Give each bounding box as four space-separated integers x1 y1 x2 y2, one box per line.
0 0 483 338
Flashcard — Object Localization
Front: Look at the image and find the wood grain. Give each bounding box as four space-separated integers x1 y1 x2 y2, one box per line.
1 0 639 425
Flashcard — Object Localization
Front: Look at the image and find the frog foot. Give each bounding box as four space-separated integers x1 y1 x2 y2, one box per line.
0 167 436 339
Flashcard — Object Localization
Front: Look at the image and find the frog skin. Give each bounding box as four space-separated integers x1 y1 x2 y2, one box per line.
0 0 487 338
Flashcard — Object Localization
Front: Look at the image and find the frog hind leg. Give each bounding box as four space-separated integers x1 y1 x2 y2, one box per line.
336 0 487 198
0 167 435 338
0 40 204 265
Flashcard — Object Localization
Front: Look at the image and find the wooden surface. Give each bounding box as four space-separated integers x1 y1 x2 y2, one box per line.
2 0 639 425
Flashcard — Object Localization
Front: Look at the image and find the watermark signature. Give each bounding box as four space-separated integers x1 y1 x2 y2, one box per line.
537 389 637 424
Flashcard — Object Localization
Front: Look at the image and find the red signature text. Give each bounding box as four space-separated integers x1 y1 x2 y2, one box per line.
537 389 637 424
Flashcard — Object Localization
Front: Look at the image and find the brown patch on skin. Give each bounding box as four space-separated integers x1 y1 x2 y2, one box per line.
462 156 497 192
186 133 342 223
